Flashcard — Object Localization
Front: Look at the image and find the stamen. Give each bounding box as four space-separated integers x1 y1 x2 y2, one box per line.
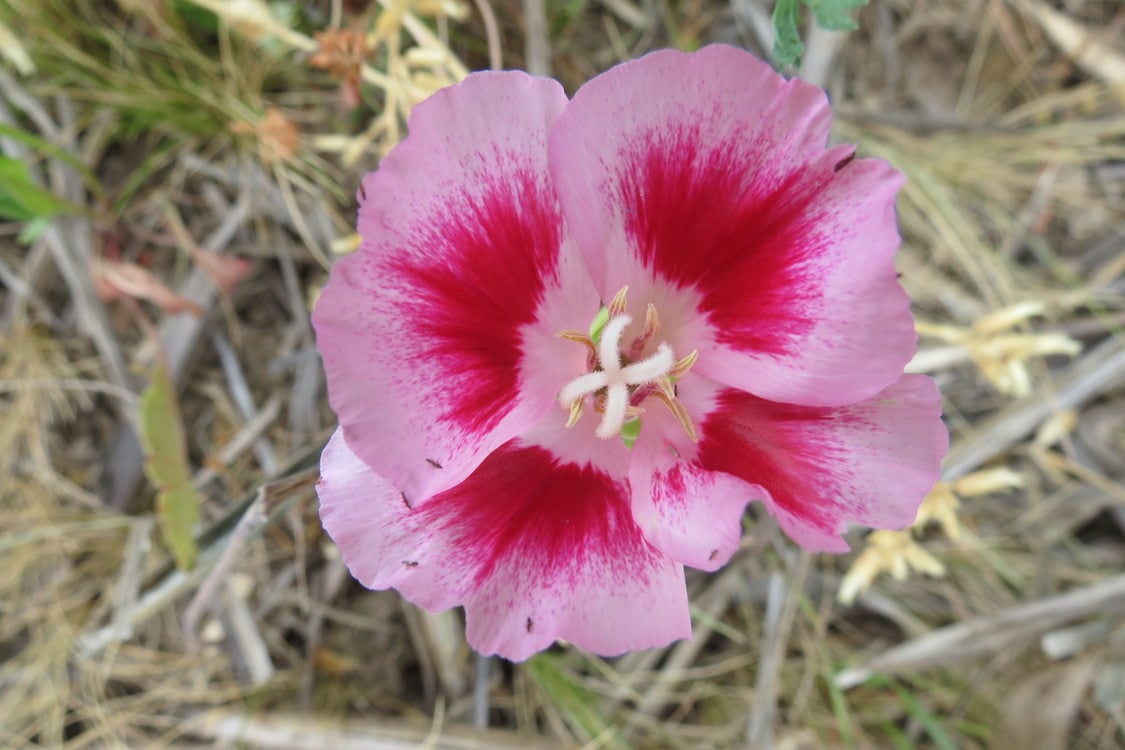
629 303 660 357
651 389 699 443
564 398 583 428
558 329 598 369
668 350 699 380
607 286 629 318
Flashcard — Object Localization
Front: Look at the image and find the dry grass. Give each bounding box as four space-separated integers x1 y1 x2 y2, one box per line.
0 0 1123 748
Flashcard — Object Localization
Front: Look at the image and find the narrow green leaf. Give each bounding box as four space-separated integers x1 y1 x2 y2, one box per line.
0 155 75 222
771 0 805 68
525 654 624 747
807 0 867 31
138 363 200 570
0 123 103 198
17 217 51 244
891 684 960 750
823 668 858 747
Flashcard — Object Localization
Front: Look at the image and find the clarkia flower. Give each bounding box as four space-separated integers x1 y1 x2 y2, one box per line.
313 45 948 661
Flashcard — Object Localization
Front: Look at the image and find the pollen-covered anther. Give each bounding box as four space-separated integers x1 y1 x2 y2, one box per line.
651 386 699 443
564 397 584 428
557 329 598 369
629 303 660 358
669 349 698 380
558 313 678 440
607 286 629 318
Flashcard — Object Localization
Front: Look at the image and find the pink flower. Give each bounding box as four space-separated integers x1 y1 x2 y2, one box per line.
313 45 948 661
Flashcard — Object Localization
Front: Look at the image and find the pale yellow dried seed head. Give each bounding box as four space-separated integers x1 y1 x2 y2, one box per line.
914 320 968 343
1035 409 1078 447
206 0 284 40
413 0 471 19
953 466 1025 496
973 300 1046 336
913 482 962 541
0 19 34 75
838 530 946 605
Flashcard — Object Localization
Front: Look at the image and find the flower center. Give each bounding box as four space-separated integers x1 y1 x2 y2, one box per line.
557 286 698 444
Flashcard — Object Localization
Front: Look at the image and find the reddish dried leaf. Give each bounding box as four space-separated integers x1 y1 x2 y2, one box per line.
191 246 253 295
94 259 203 316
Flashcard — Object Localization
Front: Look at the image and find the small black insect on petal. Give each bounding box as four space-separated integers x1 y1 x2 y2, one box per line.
525 617 534 634
708 549 719 561
401 492 413 510
425 458 443 469
402 560 419 568
834 151 856 172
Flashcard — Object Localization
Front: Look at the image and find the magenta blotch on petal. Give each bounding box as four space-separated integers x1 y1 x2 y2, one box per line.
550 45 916 406
313 71 571 504
318 429 690 660
696 374 948 552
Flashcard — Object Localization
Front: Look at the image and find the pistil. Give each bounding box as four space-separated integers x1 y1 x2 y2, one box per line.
557 292 701 443
558 314 675 439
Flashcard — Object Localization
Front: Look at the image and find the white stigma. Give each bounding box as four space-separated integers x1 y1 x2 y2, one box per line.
558 314 676 439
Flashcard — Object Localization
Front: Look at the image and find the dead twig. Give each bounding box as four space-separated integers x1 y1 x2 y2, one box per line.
835 573 1125 689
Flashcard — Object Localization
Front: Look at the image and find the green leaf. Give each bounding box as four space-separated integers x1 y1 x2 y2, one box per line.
807 0 867 31
525 654 624 747
138 363 200 570
17 217 50 244
0 155 75 222
771 0 870 67
771 0 804 68
890 683 960 750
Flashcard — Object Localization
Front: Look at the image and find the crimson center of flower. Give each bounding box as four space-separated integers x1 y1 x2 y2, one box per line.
556 287 698 444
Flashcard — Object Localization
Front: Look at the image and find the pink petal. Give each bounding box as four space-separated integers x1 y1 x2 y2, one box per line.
627 373 757 571
550 44 915 406
313 71 573 503
695 374 947 552
318 429 690 661
629 454 758 572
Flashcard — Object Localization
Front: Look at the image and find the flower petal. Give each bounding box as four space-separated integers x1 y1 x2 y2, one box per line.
628 374 757 571
314 71 572 502
550 44 915 406
695 374 947 552
317 429 690 661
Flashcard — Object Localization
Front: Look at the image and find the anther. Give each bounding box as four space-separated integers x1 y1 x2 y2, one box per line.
651 389 699 443
668 350 699 380
607 286 629 319
558 329 598 369
629 303 660 357
564 398 583 428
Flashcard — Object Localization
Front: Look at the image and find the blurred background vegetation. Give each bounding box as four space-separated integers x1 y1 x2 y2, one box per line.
0 0 1122 747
